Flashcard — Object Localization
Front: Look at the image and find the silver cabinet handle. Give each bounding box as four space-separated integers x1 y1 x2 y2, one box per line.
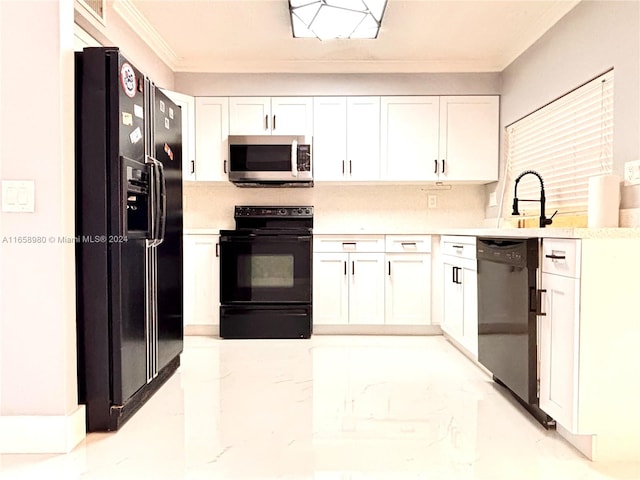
441 159 445 174
223 160 227 174
265 114 269 130
434 159 438 174
190 160 195 174
273 115 276 131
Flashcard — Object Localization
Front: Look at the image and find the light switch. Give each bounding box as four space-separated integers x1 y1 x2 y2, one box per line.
2 180 35 212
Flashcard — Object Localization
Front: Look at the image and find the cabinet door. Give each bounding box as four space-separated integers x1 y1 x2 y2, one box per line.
439 96 499 182
442 260 463 338
183 235 219 327
195 97 229 181
271 97 313 136
229 97 271 135
313 97 347 181
347 97 380 181
539 272 579 431
349 253 385 324
380 96 440 181
162 90 196 181
385 253 431 325
461 264 478 357
313 252 349 325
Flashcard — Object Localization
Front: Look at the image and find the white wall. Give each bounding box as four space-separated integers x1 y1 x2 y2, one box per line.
486 0 640 219
0 0 84 452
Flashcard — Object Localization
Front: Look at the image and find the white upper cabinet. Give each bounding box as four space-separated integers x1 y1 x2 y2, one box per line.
438 96 499 182
312 97 347 181
271 97 313 136
380 96 440 181
313 96 380 181
195 97 229 181
229 97 271 135
229 96 312 136
346 97 381 181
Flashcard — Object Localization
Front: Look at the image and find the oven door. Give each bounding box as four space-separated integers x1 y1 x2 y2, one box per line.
219 231 312 304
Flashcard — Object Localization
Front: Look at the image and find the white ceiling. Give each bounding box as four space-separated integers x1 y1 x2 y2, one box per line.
124 0 581 73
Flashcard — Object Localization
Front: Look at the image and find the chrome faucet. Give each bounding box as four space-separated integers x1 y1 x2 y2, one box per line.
512 170 557 228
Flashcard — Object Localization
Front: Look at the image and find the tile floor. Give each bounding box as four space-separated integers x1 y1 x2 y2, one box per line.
1 335 638 479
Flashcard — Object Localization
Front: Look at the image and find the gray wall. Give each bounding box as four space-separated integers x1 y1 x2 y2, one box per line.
486 0 640 219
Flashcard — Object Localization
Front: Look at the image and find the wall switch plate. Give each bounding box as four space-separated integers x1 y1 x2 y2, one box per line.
428 195 437 209
2 180 35 212
489 191 497 207
624 160 640 186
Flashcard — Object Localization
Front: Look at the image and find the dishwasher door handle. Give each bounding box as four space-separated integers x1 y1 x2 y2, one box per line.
530 287 547 315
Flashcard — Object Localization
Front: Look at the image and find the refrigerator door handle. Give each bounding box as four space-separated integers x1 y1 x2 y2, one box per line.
155 158 167 246
146 155 166 246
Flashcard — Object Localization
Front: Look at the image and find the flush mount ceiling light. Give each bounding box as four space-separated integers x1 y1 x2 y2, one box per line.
289 0 388 40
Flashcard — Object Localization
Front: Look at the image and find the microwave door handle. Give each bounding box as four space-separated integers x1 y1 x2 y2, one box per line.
291 139 298 178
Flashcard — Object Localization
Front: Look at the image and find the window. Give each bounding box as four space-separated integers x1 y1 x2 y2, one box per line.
504 70 614 218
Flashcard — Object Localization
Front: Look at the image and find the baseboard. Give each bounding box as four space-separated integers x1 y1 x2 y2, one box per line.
0 405 86 454
312 325 442 335
556 423 596 460
185 324 219 336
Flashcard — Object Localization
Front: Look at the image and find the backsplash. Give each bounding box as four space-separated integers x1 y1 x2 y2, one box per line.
183 183 487 232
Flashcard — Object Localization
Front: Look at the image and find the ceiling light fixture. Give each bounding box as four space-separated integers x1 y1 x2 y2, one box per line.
289 0 387 40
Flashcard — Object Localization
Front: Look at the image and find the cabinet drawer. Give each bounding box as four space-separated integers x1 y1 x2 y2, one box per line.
313 235 384 253
541 239 581 278
441 235 476 259
385 235 431 253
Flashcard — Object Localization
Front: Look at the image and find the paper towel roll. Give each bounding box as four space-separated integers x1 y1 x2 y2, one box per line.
587 174 621 228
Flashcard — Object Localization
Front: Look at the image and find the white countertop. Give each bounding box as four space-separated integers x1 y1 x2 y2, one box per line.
185 226 640 239
313 227 640 239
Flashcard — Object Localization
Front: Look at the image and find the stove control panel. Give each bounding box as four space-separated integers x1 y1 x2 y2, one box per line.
234 206 313 218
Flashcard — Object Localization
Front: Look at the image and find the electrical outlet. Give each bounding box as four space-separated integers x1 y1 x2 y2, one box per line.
624 160 640 185
428 195 437 209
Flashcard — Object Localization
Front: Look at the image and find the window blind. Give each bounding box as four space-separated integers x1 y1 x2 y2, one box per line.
505 70 614 217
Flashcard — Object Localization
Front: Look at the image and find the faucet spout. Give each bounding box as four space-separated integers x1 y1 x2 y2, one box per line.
512 170 554 228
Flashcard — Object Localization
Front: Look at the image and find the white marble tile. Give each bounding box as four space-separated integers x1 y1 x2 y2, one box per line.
1 335 639 479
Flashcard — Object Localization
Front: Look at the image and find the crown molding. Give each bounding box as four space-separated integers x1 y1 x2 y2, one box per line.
113 0 178 70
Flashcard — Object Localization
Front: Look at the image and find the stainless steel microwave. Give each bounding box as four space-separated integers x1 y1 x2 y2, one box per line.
228 135 313 187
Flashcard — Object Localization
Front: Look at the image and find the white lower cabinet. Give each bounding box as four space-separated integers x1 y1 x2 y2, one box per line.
313 235 431 327
384 236 432 325
539 238 581 432
440 236 477 358
313 250 385 325
183 234 220 331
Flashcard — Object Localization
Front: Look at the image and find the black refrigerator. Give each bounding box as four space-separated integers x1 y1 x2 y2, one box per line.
75 47 183 431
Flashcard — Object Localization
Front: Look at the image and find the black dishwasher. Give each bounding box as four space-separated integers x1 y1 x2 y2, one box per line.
476 237 554 428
